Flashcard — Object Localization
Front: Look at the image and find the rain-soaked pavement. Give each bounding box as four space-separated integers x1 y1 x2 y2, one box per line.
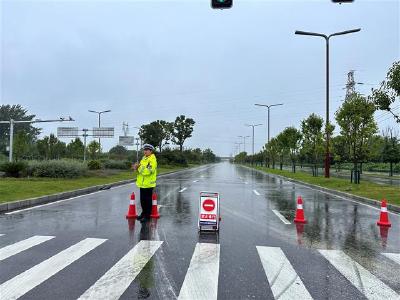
0 162 399 299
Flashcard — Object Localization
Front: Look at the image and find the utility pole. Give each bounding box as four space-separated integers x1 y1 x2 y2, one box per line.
235 142 243 154
245 123 262 158
82 129 89 161
88 109 111 153
0 117 74 162
295 28 360 178
135 137 140 162
238 136 250 153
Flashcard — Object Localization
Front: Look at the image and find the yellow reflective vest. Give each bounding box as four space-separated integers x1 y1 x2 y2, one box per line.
136 154 157 188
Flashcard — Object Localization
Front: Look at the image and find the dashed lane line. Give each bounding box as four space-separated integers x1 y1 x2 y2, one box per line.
78 240 163 300
179 187 187 193
178 243 220 300
382 253 400 265
0 238 106 300
272 210 291 225
257 246 313 300
319 250 399 300
0 235 55 261
253 190 261 196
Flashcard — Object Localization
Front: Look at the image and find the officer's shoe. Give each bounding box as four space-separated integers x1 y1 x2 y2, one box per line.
137 214 144 221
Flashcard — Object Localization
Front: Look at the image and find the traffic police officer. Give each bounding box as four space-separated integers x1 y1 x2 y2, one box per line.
133 144 157 223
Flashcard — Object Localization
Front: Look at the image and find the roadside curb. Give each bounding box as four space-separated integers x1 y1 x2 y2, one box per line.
242 165 400 214
0 167 200 214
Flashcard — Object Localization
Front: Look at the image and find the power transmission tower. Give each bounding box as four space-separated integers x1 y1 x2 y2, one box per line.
345 70 356 98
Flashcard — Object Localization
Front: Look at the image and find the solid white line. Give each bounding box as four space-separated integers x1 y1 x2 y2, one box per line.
5 190 104 215
178 243 220 300
319 250 398 300
272 210 291 225
0 235 55 261
256 246 313 300
78 240 163 300
0 238 106 300
0 234 4 237
179 187 187 193
382 253 400 265
253 190 261 196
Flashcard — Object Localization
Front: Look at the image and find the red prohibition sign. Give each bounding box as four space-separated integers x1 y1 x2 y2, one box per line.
203 199 215 212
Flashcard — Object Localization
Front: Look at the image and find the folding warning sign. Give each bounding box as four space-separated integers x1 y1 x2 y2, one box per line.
198 191 220 231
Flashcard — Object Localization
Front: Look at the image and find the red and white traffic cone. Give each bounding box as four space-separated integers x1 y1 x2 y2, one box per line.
377 199 391 227
126 192 138 219
294 196 307 224
150 192 160 219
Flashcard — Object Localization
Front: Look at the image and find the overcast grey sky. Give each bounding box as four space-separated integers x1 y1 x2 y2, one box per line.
1 0 399 156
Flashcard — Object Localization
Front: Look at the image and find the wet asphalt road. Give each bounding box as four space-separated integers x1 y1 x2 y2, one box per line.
0 162 399 299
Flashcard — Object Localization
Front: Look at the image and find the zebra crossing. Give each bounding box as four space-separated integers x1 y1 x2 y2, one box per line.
0 234 399 300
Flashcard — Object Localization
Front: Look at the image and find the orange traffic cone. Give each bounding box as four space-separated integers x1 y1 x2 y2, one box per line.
377 199 391 227
150 192 160 219
294 196 307 223
126 192 138 219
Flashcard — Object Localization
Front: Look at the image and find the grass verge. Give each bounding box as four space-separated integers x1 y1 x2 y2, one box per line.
250 165 400 206
0 166 184 204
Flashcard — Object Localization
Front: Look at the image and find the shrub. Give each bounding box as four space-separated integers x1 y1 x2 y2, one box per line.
27 160 87 178
103 160 131 170
0 161 28 177
88 160 102 170
158 150 188 166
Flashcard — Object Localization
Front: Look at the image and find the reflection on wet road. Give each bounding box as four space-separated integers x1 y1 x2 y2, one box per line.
0 162 399 299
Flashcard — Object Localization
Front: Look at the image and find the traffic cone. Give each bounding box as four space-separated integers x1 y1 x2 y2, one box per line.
127 218 136 231
126 192 138 219
150 192 160 219
294 196 307 223
379 226 390 249
295 223 305 245
377 199 391 227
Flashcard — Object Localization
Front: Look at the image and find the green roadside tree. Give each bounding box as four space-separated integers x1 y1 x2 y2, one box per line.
370 61 400 123
13 132 30 160
382 128 400 176
109 145 128 160
171 115 195 152
281 127 302 173
301 113 324 176
265 137 279 169
66 138 84 159
0 104 41 155
275 132 288 170
335 93 378 181
87 140 100 160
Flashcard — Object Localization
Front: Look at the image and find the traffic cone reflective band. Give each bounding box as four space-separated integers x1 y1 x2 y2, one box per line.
150 192 160 219
126 192 138 219
294 196 307 224
377 199 391 227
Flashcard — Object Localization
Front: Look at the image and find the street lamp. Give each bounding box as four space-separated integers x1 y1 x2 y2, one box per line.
88 109 111 152
238 135 250 153
295 28 360 178
254 103 283 144
245 124 262 157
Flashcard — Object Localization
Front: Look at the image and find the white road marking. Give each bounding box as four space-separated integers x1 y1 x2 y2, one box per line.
179 187 187 193
78 240 163 300
178 243 220 300
257 246 313 300
0 234 4 237
319 250 399 300
272 210 291 225
0 238 106 300
0 235 55 261
382 253 400 265
193 180 199 183
5 190 104 215
244 182 248 185
253 190 261 196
